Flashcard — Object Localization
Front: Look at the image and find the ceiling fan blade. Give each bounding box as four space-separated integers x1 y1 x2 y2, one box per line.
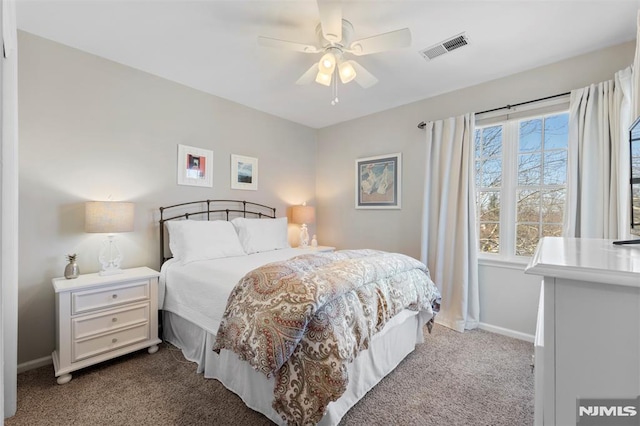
348 60 378 88
296 63 319 85
257 36 320 53
348 28 411 56
317 0 342 43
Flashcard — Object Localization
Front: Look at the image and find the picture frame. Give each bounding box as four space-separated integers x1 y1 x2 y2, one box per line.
231 154 258 191
177 144 213 187
355 152 401 209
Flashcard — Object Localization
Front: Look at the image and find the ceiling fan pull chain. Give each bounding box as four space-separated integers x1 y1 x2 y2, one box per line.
331 68 339 106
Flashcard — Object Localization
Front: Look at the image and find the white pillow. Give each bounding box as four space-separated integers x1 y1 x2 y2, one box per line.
165 220 246 265
231 217 290 254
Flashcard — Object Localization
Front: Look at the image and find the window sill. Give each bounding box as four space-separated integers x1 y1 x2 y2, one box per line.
478 255 531 270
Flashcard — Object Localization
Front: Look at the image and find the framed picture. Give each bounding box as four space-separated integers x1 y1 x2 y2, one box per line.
231 154 258 191
177 144 213 187
355 152 401 209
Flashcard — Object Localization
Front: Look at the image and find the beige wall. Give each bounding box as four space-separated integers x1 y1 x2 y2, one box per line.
316 41 636 336
17 30 636 364
17 32 317 364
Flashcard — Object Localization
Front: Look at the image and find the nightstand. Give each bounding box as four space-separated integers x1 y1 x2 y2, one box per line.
296 246 335 253
51 267 162 384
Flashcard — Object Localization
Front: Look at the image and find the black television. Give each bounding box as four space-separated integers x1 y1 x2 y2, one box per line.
613 115 640 245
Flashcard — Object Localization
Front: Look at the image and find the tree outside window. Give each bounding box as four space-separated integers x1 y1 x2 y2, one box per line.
475 112 569 257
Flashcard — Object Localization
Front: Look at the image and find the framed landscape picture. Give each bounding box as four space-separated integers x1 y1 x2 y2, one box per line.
231 154 258 191
177 144 213 187
355 152 401 209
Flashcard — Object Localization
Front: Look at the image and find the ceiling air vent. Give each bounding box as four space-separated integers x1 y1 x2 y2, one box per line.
420 33 469 61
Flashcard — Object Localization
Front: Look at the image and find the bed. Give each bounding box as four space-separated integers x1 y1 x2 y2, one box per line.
158 200 439 425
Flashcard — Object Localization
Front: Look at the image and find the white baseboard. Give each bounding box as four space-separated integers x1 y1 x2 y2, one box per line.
17 325 532 372
478 322 534 343
17 355 52 374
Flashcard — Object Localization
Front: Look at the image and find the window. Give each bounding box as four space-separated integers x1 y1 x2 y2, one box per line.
475 111 569 258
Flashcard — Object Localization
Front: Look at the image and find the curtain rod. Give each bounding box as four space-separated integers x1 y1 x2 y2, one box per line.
416 91 571 130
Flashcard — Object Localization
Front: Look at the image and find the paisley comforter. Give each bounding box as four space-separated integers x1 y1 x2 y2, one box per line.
213 249 439 425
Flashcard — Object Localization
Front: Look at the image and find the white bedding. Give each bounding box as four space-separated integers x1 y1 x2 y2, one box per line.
159 248 307 334
163 309 430 426
160 248 434 425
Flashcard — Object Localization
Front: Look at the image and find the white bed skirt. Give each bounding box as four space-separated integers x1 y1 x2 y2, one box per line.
163 309 432 426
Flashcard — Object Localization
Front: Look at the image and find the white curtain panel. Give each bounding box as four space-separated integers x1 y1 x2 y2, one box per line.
634 10 640 119
564 66 633 239
420 114 479 332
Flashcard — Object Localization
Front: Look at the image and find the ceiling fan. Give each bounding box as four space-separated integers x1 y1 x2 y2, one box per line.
257 0 411 102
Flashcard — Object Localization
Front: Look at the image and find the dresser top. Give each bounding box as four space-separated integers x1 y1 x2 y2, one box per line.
52 266 159 293
525 237 640 288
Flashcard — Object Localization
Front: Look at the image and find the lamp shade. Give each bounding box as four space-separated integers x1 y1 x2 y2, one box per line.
315 70 332 86
318 52 336 74
85 201 135 233
292 205 316 225
338 60 356 84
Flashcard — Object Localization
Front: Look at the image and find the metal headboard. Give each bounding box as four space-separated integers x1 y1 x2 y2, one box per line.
159 199 276 265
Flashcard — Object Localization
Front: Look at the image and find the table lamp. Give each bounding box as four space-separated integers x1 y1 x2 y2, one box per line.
292 203 316 248
85 201 134 275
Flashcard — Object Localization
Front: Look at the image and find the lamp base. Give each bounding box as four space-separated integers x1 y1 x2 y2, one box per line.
98 267 124 276
299 224 310 248
98 235 124 276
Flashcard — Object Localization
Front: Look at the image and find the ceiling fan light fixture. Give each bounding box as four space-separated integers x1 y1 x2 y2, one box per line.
338 61 356 84
318 52 336 74
315 70 332 86
257 1 406 98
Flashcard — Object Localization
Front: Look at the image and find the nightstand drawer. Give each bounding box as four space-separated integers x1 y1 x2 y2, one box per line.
72 280 149 315
72 303 149 340
73 323 150 362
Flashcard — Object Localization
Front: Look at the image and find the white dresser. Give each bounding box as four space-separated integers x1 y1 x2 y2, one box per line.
525 237 640 425
52 267 162 384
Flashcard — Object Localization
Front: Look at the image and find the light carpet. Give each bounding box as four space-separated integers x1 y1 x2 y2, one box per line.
5 325 534 425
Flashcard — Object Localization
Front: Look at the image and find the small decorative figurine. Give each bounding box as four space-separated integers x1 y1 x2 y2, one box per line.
311 235 318 247
64 254 80 279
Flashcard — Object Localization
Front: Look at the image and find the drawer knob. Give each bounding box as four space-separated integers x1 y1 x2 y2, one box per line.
112 317 117 322
112 294 118 299
111 338 118 344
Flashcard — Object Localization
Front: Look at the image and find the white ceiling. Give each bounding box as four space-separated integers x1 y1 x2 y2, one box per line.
16 0 640 129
